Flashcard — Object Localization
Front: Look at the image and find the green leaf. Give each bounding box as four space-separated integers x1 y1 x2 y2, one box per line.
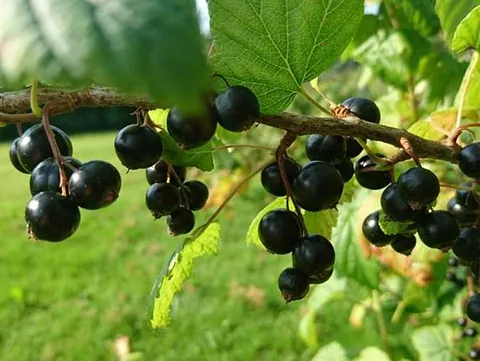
0 0 210 113
436 0 480 45
332 189 381 289
306 273 347 314
209 0 364 113
412 325 454 361
354 347 391 361
452 6 480 53
378 210 412 236
341 15 385 61
455 51 480 109
312 342 348 361
298 311 318 349
150 223 221 328
395 0 440 38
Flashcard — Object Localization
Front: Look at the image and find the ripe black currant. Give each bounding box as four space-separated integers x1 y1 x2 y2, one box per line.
470 348 480 361
146 160 186 186
467 294 480 323
417 211 460 250
166 105 218 149
446 271 458 283
114 124 163 169
452 227 480 262
458 317 468 327
258 209 302 254
362 211 394 247
354 154 391 190
456 182 479 212
214 85 260 132
146 183 181 218
9 138 29 174
381 183 425 223
292 234 335 275
335 158 354 183
459 143 480 179
166 207 195 236
465 327 478 337
308 268 333 284
345 137 363 158
68 160 121 210
30 157 82 195
448 198 478 226
342 97 381 124
260 158 300 197
17 125 73 172
397 167 440 206
25 191 81 242
305 135 346 163
183 180 209 211
292 161 344 211
277 268 309 303
390 234 417 256
448 256 459 268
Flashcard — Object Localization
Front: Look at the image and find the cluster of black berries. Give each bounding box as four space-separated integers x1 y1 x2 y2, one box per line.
455 313 480 360
446 256 467 288
9 125 121 242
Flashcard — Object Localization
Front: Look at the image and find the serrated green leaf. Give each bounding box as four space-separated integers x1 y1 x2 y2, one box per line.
312 342 348 361
209 0 364 113
150 223 221 329
354 347 391 361
452 6 480 53
412 325 454 361
436 0 480 45
0 0 210 113
378 210 412 236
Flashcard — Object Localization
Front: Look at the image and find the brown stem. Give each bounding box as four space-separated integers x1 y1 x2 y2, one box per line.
467 272 476 298
407 74 419 123
448 122 480 147
400 137 421 167
16 122 23 136
167 163 189 209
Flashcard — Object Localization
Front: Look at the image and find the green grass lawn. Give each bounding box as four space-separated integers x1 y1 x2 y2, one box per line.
0 132 312 361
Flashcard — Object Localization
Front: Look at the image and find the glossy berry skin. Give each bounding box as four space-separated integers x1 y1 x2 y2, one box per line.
470 348 480 360
68 160 121 210
362 211 394 247
146 160 186 186
417 211 460 250
114 125 163 169
278 268 310 303
308 268 333 284
30 157 83 195
465 328 478 337
292 161 344 212
381 183 425 223
335 158 354 183
17 125 73 172
258 209 302 254
146 183 181 218
9 138 29 174
448 198 478 226
448 257 459 267
183 180 209 211
166 105 218 149
214 85 260 132
342 97 381 124
467 294 480 323
397 167 440 206
345 137 363 158
261 158 300 197
305 135 346 163
452 227 480 262
391 234 417 256
25 191 81 242
459 143 480 179
166 207 195 236
292 235 335 275
354 154 391 190
456 183 479 212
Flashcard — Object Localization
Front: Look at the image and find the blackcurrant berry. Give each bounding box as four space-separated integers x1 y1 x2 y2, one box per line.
362 211 395 247
146 183 181 218
467 294 480 323
278 268 309 303
292 161 344 211
391 234 417 256
449 256 459 268
9 138 29 174
305 135 346 163
183 180 209 211
470 348 480 360
345 137 363 158
166 207 195 236
260 158 300 197
68 160 121 210
17 125 73 172
166 105 218 149
381 183 425 223
25 191 81 242
456 182 479 212
114 124 163 169
342 97 381 124
448 198 478 226
397 167 440 206
146 160 186 186
30 157 83 195
459 143 480 179
418 211 460 250
446 271 458 283
453 227 480 262
335 158 354 183
465 327 478 337
308 268 334 284
292 234 335 275
258 209 302 254
354 154 391 190
458 317 468 327
214 85 260 132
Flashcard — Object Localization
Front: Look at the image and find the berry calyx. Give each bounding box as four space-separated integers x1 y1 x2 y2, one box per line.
335 158 354 183
277 268 309 303
452 227 480 262
354 154 391 190
305 135 346 163
68 160 121 210
417 210 460 250
260 158 300 197
466 294 480 323
25 191 81 242
390 234 417 256
362 211 395 247
381 183 425 222
292 234 335 275
397 167 440 206
146 183 181 218
9 138 29 174
459 143 480 179
258 209 303 254
292 161 344 211
114 124 163 169
30 157 83 195
447 198 478 226
214 85 260 132
166 207 195 236
146 160 186 186
345 137 363 158
341 97 381 124
183 180 209 211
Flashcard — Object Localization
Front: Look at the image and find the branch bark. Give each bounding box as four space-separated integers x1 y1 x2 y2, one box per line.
0 87 459 164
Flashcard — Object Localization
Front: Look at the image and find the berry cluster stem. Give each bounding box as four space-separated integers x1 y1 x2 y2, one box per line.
299 86 331 115
167 163 189 209
16 122 23 136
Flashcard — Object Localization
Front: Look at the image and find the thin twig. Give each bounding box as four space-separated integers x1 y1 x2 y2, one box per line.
299 87 332 115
